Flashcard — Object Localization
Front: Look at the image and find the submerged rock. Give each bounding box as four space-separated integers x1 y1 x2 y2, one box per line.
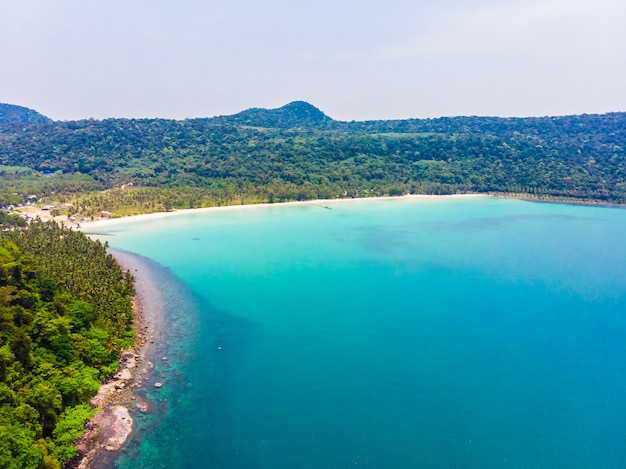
135 397 154 414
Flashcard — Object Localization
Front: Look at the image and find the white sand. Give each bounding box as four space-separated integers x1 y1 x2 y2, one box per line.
77 194 486 232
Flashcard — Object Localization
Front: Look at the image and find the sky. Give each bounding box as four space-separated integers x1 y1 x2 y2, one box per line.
1 0 625 121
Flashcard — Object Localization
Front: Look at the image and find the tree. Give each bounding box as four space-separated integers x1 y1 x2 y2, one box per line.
10 327 32 369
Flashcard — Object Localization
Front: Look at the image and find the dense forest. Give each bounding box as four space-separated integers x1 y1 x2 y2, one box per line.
0 105 50 126
0 213 135 468
0 101 625 216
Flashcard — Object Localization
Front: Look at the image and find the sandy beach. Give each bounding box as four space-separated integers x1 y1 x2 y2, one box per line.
77 193 485 232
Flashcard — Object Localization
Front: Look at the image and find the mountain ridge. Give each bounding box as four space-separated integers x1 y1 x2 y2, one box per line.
211 101 333 128
2 100 626 129
0 103 51 124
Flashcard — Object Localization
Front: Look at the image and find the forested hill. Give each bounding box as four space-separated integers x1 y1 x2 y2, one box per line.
0 104 51 125
212 101 333 128
0 214 135 467
0 102 625 212
335 112 626 138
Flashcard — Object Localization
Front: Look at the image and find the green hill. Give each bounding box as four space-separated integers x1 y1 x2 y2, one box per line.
0 216 135 467
0 104 50 125
0 102 624 213
213 101 332 128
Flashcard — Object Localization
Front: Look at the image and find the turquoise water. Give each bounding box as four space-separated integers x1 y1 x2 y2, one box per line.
92 197 626 468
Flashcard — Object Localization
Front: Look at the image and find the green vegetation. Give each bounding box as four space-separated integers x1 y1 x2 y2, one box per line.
0 214 134 467
0 166 103 209
0 104 50 126
1 102 625 215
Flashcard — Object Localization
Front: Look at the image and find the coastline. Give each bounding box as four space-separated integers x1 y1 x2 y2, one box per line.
488 192 626 208
73 250 169 469
77 193 486 231
21 193 625 230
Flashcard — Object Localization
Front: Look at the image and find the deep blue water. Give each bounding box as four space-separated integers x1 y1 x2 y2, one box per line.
90 197 626 468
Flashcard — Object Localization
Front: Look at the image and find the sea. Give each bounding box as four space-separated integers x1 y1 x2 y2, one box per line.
88 196 626 468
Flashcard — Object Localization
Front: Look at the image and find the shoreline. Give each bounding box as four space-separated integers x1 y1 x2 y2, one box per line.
19 193 625 230
72 250 168 469
76 193 486 231
489 192 626 208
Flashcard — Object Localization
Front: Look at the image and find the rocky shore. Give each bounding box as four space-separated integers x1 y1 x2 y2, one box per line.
69 250 167 469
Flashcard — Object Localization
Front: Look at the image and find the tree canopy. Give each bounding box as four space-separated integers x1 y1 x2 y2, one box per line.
0 216 134 467
0 103 624 215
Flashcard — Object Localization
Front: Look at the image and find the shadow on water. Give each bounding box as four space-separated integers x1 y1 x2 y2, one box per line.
101 249 261 469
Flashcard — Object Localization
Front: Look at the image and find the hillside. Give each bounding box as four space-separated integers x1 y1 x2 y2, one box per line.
0 103 624 215
212 101 333 128
0 215 135 467
0 104 51 125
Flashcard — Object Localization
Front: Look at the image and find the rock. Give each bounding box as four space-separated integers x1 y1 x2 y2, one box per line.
136 399 153 413
118 369 132 380
99 406 134 451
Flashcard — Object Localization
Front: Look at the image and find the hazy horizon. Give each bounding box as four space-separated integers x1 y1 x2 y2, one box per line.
2 99 624 123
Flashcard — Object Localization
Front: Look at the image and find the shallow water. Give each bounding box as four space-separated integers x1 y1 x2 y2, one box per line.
90 197 626 468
